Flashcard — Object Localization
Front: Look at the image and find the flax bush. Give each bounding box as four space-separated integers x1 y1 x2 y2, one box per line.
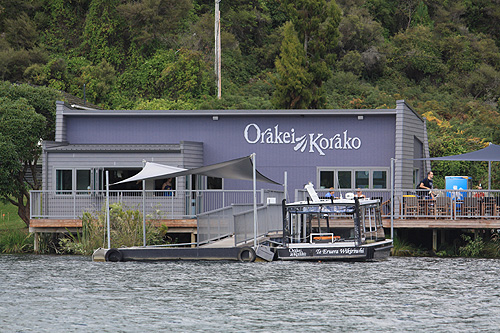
0 228 33 253
59 202 167 255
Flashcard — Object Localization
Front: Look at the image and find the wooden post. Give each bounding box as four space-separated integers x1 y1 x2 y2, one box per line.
191 231 196 248
432 229 437 252
34 232 39 253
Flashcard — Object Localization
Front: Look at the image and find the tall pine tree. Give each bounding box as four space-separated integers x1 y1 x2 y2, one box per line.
280 0 341 108
272 22 313 109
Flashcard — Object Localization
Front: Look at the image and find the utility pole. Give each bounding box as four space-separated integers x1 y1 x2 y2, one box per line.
215 0 221 99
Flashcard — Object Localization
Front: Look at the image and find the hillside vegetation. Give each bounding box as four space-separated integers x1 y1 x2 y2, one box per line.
1 0 500 187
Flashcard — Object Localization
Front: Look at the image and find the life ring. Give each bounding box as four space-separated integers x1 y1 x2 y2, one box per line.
237 247 256 262
105 248 123 262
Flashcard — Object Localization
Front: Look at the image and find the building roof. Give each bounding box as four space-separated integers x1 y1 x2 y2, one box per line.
44 144 181 153
59 102 398 117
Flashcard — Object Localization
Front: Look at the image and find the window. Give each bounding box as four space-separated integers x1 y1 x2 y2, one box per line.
56 170 72 194
413 169 419 188
319 171 334 188
77 170 91 194
207 177 223 190
373 171 387 189
317 168 389 189
355 171 369 188
107 168 142 191
338 171 352 189
56 168 141 194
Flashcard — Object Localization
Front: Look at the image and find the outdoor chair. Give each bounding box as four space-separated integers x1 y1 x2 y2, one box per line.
482 197 496 217
462 197 479 217
403 196 419 217
435 196 450 218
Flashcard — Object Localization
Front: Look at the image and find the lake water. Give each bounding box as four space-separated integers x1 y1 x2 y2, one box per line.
1 255 500 332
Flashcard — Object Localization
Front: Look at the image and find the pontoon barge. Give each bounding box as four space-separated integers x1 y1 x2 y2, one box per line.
94 188 392 262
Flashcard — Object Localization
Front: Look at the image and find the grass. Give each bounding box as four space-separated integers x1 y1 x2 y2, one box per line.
0 201 25 230
0 201 32 253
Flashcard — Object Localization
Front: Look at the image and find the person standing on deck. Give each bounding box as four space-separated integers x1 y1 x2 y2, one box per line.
417 171 434 199
162 178 173 196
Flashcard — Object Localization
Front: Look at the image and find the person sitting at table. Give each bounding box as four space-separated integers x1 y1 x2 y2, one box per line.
417 171 435 199
355 188 366 199
325 187 338 199
473 184 485 198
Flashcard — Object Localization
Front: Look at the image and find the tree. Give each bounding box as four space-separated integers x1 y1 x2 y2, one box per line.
78 59 116 107
389 25 446 83
0 82 60 226
272 21 313 109
4 13 38 50
0 81 61 140
81 0 125 68
157 49 214 100
0 97 47 226
281 0 341 108
117 0 193 56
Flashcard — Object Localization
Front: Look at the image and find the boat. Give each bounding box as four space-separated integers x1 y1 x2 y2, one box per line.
272 183 393 261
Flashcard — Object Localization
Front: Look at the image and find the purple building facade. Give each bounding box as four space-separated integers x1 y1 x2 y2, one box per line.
43 100 430 198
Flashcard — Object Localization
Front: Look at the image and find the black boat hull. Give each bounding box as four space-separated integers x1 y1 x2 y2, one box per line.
276 242 393 261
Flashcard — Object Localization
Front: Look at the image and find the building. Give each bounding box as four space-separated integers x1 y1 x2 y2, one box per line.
42 99 429 199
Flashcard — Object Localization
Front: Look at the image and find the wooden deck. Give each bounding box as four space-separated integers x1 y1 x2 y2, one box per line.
29 219 83 233
30 217 500 254
29 218 199 252
382 218 500 229
30 217 500 233
29 218 197 230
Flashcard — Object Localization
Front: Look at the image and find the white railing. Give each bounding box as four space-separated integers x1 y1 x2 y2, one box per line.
30 188 500 247
30 189 286 220
233 204 283 246
31 190 247 220
297 188 500 220
398 189 500 219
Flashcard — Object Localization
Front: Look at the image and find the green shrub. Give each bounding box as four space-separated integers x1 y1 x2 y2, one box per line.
459 234 484 257
0 229 33 253
391 237 429 256
59 203 168 255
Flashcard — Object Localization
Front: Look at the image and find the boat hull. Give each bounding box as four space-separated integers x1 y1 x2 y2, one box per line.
275 240 393 261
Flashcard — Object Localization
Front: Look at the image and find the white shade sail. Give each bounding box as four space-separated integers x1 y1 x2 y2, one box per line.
112 163 187 185
112 155 281 185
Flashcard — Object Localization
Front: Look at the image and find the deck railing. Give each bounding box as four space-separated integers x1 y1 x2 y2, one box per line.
30 188 500 221
297 188 500 220
30 189 285 220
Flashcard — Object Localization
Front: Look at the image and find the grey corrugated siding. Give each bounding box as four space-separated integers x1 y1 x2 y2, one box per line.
55 101 66 142
180 141 204 169
394 100 429 190
43 142 205 192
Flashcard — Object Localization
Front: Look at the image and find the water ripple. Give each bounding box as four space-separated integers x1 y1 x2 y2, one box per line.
1 255 500 332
